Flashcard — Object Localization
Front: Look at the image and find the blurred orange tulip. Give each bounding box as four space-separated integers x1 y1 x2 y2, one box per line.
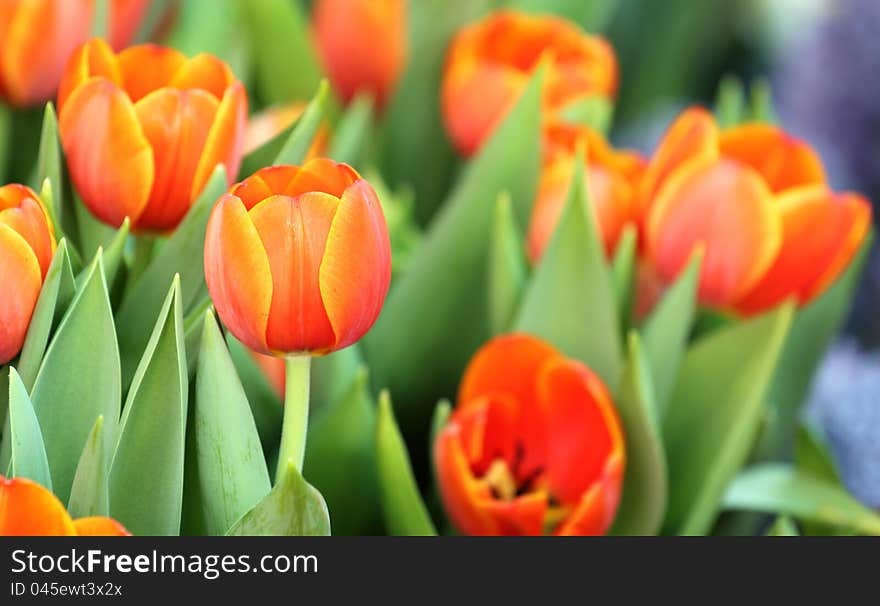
642 108 872 315
244 102 328 159
434 334 625 536
313 0 406 108
0 476 130 536
0 184 55 365
0 0 149 107
442 10 617 157
57 39 248 232
528 125 645 262
205 159 392 356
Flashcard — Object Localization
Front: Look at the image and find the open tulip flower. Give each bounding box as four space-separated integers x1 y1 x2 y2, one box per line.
435 334 625 536
642 107 872 315
528 124 645 262
442 9 617 157
0 184 55 365
57 39 248 232
0 476 129 536
0 0 149 107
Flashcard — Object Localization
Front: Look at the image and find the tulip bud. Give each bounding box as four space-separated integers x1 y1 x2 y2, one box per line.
442 10 617 157
313 0 406 108
204 159 392 356
0 476 130 536
0 184 55 365
434 334 625 536
57 39 248 232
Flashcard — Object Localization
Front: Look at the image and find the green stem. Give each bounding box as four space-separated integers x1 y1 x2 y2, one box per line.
275 355 311 482
128 235 155 285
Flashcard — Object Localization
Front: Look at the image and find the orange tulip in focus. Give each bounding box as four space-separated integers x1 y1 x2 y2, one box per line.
0 185 55 365
0 0 149 107
57 39 248 232
244 102 328 159
313 0 406 108
442 10 617 157
0 476 130 536
642 107 872 315
205 159 392 356
435 334 625 536
528 125 645 262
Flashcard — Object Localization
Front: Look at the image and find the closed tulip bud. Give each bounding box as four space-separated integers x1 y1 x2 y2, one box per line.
0 0 149 107
313 0 406 109
204 159 392 357
57 39 248 232
0 184 55 365
435 334 625 536
0 476 130 536
442 10 617 157
528 125 645 262
642 107 872 315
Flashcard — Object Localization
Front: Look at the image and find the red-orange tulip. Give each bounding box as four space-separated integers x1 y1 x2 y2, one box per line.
435 334 625 536
0 0 148 107
642 108 872 315
442 10 617 157
528 125 645 262
57 39 248 232
0 476 130 536
0 184 55 365
313 0 406 109
205 159 392 356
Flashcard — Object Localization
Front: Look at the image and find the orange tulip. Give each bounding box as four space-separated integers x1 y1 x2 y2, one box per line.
0 476 130 536
442 10 617 157
528 125 645 262
244 102 329 159
57 39 248 232
0 184 55 365
0 0 148 107
434 334 625 536
642 107 872 315
313 0 406 109
204 159 392 356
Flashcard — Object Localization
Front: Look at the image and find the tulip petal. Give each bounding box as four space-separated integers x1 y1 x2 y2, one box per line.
231 165 302 210
735 187 872 314
59 78 154 228
482 490 548 536
109 0 151 50
117 44 186 102
319 180 391 350
555 453 624 536
248 193 338 354
0 476 76 536
204 194 273 353
0 197 55 278
73 516 131 536
192 82 247 202
0 225 42 364
647 158 781 306
57 38 121 111
287 158 359 199
169 53 235 100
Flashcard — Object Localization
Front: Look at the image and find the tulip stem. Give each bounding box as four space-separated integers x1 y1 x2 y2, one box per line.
275 355 312 482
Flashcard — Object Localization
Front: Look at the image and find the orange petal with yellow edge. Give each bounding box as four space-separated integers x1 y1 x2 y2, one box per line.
0 476 76 536
0 226 42 364
735 187 872 315
117 44 186 102
555 453 623 535
59 78 154 228
0 196 55 278
169 53 235 100
231 165 301 210
204 194 273 353
191 82 247 201
647 158 781 307
286 158 359 199
57 38 121 111
73 516 131 536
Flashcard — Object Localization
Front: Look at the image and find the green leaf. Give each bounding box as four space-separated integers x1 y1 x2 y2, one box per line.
430 400 452 454
749 78 778 124
90 0 109 37
487 192 528 335
226 335 283 453
311 345 363 422
557 95 614 135
272 80 330 167
611 224 637 330
509 0 622 30
795 424 842 485
364 66 543 431
115 166 227 388
766 515 799 536
723 464 880 535
183 310 271 536
640 252 701 418
100 218 130 292
73 194 118 264
610 333 666 535
34 104 62 228
110 277 187 536
304 367 380 535
515 156 622 385
375 392 437 536
7 368 51 490
328 93 375 167
133 0 175 43
68 416 108 518
29 251 121 504
663 304 794 535
182 295 212 378
715 75 745 128
226 461 330 536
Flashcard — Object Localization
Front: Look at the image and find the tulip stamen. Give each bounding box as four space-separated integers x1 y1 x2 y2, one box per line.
483 459 517 501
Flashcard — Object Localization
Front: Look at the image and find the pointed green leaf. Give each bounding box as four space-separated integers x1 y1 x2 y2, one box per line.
272 80 330 167
182 295 212 378
766 515 799 536
74 195 118 264
749 78 778 123
226 335 283 453
68 416 108 518
100 218 130 291
238 123 294 180
226 461 330 536
663 304 794 535
110 277 187 536
34 104 62 228
487 192 528 335
430 399 452 454
715 75 745 128
7 368 51 490
375 392 437 536
611 224 637 330
795 424 842 485
557 95 614 135
328 93 375 167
